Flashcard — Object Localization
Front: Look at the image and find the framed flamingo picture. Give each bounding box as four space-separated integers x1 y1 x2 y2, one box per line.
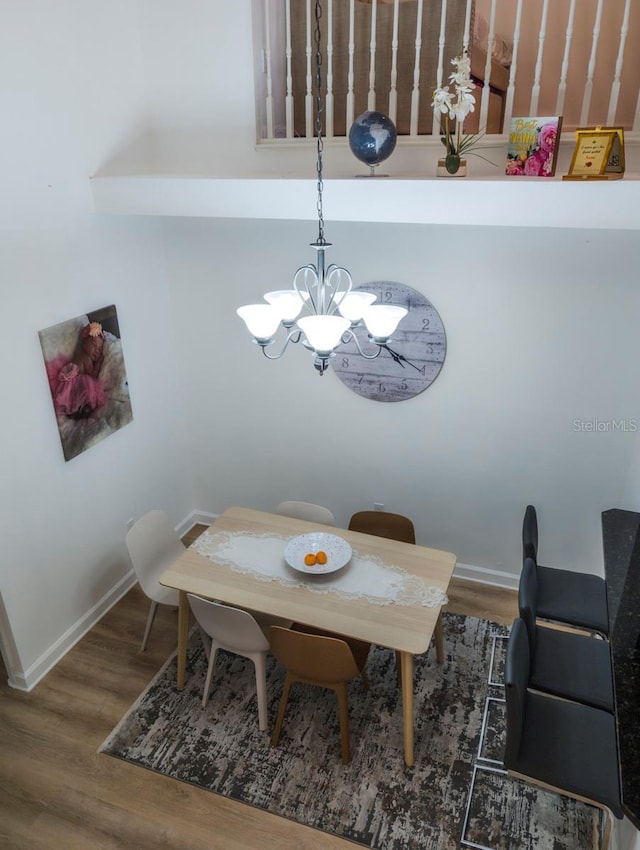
39 305 133 461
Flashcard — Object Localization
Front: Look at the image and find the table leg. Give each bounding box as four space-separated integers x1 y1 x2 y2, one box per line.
400 650 414 767
177 590 189 688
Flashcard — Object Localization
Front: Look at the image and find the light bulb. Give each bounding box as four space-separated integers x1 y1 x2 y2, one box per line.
298 315 350 355
361 305 408 342
237 304 281 342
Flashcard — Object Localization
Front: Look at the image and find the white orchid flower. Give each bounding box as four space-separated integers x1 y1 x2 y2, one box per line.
431 87 453 114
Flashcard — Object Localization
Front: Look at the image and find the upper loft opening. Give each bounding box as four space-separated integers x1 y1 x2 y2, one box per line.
252 0 640 142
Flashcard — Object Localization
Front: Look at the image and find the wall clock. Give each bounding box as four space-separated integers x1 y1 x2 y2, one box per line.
331 281 446 402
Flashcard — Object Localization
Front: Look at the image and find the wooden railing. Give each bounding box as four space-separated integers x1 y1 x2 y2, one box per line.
253 0 640 141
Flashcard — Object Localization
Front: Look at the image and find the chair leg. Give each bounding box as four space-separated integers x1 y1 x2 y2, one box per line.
202 644 219 708
599 806 612 850
197 626 212 661
434 612 444 664
336 682 351 765
141 601 158 652
271 674 293 747
253 652 269 731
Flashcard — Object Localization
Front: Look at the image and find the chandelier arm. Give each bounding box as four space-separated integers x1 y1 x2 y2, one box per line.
259 329 303 360
293 265 320 314
341 330 383 360
325 265 353 313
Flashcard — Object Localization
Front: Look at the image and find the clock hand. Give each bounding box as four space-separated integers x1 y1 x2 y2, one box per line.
382 344 422 372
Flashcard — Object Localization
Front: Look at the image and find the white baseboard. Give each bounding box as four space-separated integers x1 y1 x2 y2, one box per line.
8 571 138 692
176 509 218 538
453 561 518 591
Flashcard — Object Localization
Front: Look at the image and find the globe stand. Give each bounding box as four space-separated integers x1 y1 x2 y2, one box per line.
355 165 390 178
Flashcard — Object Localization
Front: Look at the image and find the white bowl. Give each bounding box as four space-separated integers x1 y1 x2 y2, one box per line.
284 532 352 575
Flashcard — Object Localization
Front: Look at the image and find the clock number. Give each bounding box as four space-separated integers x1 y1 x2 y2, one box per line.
422 318 431 329
357 373 364 384
426 345 433 356
341 357 350 368
379 382 386 393
401 380 408 391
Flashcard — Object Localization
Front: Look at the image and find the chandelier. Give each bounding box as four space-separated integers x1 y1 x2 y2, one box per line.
237 0 407 376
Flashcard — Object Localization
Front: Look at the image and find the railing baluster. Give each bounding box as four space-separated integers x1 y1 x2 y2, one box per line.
607 0 632 125
388 0 400 124
580 0 605 125
367 0 378 111
529 0 549 115
556 0 577 117
285 0 293 138
503 0 523 128
326 0 334 137
478 0 498 132
346 0 355 129
462 0 472 55
409 0 425 137
305 0 313 137
263 0 274 139
431 0 449 136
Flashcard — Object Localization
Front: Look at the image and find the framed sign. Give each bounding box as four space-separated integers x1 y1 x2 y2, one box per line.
563 126 625 180
331 281 446 402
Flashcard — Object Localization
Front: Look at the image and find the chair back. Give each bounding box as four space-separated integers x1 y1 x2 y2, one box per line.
276 501 335 525
188 594 269 654
125 510 184 601
504 617 531 769
348 510 416 544
269 626 359 683
522 504 539 562
518 557 539 663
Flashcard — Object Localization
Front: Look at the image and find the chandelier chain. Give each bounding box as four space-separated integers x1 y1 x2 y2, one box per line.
314 0 326 245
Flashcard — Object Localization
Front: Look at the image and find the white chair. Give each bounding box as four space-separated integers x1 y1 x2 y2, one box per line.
276 500 335 525
187 594 276 730
125 510 183 651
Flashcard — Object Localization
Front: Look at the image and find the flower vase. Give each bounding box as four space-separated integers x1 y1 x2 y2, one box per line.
437 156 467 177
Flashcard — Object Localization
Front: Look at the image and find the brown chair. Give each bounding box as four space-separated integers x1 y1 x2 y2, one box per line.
347 510 445 669
269 625 370 764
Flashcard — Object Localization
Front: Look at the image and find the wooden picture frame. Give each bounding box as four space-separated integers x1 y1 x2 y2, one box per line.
563 126 625 180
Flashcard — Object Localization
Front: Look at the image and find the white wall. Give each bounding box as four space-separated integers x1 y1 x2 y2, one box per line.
0 0 194 686
163 215 640 575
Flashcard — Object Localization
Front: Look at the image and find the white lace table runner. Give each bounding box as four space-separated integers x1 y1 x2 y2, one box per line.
192 530 448 608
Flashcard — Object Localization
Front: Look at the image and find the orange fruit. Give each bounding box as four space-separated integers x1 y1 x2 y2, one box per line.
316 550 327 565
304 553 317 566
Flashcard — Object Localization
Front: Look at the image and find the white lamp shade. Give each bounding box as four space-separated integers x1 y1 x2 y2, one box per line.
337 291 377 322
298 315 350 354
264 289 308 322
237 304 281 341
362 305 408 341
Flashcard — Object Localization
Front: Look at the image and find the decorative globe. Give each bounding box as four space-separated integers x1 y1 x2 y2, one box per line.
348 111 397 168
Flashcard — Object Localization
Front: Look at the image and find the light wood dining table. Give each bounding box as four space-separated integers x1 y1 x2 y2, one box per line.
159 506 456 767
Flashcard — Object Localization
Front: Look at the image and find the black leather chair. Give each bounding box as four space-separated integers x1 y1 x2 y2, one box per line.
522 505 609 636
519 557 614 712
504 618 622 849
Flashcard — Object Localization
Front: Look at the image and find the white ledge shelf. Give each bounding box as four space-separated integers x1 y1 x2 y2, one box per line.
90 173 640 230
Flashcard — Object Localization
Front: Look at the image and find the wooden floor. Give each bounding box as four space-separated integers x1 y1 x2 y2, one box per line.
0 526 517 850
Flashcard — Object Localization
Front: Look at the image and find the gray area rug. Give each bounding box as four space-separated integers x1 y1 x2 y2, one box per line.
100 614 597 849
